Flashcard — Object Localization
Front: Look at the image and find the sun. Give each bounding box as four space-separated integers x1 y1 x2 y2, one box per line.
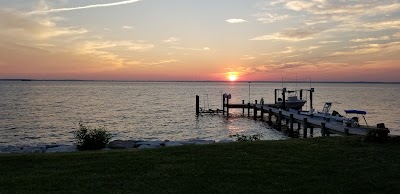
227 72 239 81
229 75 238 81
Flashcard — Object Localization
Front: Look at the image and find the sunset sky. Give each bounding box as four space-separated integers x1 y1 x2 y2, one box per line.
1 0 399 81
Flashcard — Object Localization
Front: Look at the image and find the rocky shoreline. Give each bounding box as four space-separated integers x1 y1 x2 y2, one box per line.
0 139 233 154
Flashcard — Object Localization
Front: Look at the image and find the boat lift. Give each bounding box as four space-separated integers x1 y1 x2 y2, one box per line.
274 88 314 110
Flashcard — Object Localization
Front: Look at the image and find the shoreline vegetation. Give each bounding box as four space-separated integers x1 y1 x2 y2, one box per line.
1 137 399 193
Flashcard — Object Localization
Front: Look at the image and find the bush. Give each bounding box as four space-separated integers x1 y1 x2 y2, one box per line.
75 123 112 150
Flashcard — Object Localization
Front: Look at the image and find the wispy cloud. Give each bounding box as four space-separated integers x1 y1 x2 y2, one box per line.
122 25 133 30
171 46 212 51
319 40 341 44
350 36 390 43
251 28 320 41
226 18 247 24
240 55 256 60
163 37 180 43
148 59 178 65
28 0 142 15
0 9 87 40
330 42 400 57
256 13 289 23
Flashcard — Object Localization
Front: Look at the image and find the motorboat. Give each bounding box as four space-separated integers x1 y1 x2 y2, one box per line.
300 102 345 122
275 95 307 110
272 88 308 110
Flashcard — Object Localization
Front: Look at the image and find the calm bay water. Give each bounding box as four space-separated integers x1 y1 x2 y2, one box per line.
0 81 399 146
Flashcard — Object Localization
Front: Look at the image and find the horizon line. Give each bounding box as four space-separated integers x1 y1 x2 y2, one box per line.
1 79 399 84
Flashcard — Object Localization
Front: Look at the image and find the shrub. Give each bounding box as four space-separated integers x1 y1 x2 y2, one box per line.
230 134 263 142
74 123 112 150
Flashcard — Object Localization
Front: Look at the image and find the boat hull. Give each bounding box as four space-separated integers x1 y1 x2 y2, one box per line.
275 100 307 110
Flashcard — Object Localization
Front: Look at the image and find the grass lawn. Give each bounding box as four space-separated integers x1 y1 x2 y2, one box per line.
1 137 400 193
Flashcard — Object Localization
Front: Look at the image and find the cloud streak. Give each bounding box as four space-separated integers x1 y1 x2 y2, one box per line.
28 0 142 15
226 19 247 24
251 28 320 41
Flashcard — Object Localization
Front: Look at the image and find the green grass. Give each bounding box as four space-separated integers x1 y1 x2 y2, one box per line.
1 137 400 193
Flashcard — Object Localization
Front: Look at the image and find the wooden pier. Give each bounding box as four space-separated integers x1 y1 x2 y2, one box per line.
196 94 390 138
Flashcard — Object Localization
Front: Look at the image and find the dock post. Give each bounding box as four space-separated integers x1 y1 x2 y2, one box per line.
242 100 245 116
268 109 273 125
255 100 258 104
344 128 349 136
282 88 286 109
300 90 303 100
196 95 200 116
278 111 282 131
247 103 250 117
253 106 257 120
261 106 264 121
321 122 326 137
310 127 314 137
222 95 224 115
226 97 230 118
289 114 294 136
303 118 308 138
222 95 225 116
310 88 314 111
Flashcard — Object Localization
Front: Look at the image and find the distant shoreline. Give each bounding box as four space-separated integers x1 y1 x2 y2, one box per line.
0 79 399 84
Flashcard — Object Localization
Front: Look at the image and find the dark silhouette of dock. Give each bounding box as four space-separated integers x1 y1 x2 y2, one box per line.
195 93 390 138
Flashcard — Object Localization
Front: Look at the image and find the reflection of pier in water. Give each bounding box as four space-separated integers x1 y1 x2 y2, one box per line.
195 88 390 138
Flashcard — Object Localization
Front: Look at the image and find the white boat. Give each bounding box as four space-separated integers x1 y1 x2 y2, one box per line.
300 102 345 122
275 95 307 110
273 88 308 110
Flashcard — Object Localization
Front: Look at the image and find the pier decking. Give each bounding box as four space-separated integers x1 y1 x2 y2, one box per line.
251 103 366 136
196 93 390 138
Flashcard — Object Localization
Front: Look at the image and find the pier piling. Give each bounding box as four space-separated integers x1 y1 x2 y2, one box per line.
289 114 294 135
226 97 230 118
253 106 257 120
196 95 200 116
247 103 250 117
321 122 326 137
278 111 282 131
261 106 264 121
303 118 308 138
268 109 273 125
242 100 245 116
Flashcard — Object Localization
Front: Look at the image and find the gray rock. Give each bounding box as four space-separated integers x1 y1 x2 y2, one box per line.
20 146 46 153
136 141 165 146
46 145 78 153
164 142 184 147
138 144 161 149
218 140 234 143
45 144 62 149
187 139 215 145
0 146 21 154
108 140 137 149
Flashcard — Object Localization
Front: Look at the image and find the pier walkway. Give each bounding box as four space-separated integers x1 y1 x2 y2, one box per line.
195 94 389 138
224 102 369 137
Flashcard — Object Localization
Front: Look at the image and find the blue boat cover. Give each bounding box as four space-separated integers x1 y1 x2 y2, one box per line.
344 110 367 115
